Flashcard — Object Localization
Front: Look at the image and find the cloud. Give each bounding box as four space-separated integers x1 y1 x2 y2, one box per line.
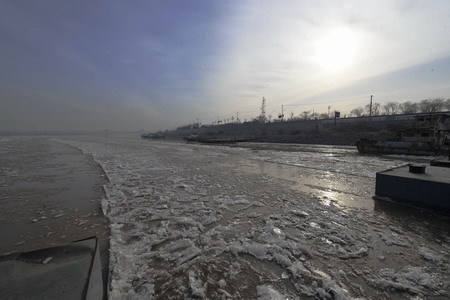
1 0 449 130
201 0 450 118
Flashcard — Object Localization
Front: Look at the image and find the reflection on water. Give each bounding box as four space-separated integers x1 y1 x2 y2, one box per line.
238 142 450 252
238 142 413 178
243 158 375 211
238 142 450 222
320 190 337 206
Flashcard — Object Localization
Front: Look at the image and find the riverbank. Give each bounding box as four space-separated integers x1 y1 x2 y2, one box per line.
161 115 414 146
0 136 110 295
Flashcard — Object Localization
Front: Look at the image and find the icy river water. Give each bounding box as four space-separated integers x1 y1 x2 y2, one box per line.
3 134 450 299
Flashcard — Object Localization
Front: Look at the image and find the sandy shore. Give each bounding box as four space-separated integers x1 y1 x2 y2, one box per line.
0 136 110 294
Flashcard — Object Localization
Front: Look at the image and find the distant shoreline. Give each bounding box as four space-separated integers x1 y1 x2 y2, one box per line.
159 113 426 146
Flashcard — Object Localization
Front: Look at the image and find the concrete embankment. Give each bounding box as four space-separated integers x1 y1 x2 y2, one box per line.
164 115 416 145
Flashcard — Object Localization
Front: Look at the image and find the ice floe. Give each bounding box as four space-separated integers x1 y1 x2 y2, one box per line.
57 136 450 299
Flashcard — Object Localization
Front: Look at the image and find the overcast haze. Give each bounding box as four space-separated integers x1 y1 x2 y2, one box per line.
1 0 450 132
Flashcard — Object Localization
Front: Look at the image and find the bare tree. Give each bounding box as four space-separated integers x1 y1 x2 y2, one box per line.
383 102 399 115
289 111 295 120
446 99 450 111
350 107 364 117
399 101 418 114
300 110 311 120
365 103 380 116
420 98 446 113
373 103 381 115
318 113 329 119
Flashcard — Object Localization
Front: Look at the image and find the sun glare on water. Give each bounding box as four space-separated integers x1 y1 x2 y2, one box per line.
314 28 359 72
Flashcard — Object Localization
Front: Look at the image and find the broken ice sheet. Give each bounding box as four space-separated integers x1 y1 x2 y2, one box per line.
56 137 450 298
256 285 286 300
381 231 412 247
418 246 446 264
370 266 444 296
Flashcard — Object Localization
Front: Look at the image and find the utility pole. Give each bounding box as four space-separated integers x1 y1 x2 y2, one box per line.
279 105 285 121
369 95 373 121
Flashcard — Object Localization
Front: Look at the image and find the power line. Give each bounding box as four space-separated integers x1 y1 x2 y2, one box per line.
184 95 379 126
265 95 366 107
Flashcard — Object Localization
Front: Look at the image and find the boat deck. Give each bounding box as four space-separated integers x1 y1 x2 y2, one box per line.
375 165 450 214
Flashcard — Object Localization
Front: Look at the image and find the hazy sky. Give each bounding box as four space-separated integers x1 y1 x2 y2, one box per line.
1 0 450 131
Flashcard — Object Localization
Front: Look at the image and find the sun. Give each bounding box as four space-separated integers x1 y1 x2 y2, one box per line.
313 28 358 72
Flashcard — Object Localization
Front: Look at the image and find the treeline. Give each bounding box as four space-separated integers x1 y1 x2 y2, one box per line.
273 97 450 122
349 98 450 117
178 97 450 129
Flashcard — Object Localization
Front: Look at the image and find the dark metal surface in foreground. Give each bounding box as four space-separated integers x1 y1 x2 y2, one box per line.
431 159 450 168
0 237 103 300
0 137 110 298
375 165 450 214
